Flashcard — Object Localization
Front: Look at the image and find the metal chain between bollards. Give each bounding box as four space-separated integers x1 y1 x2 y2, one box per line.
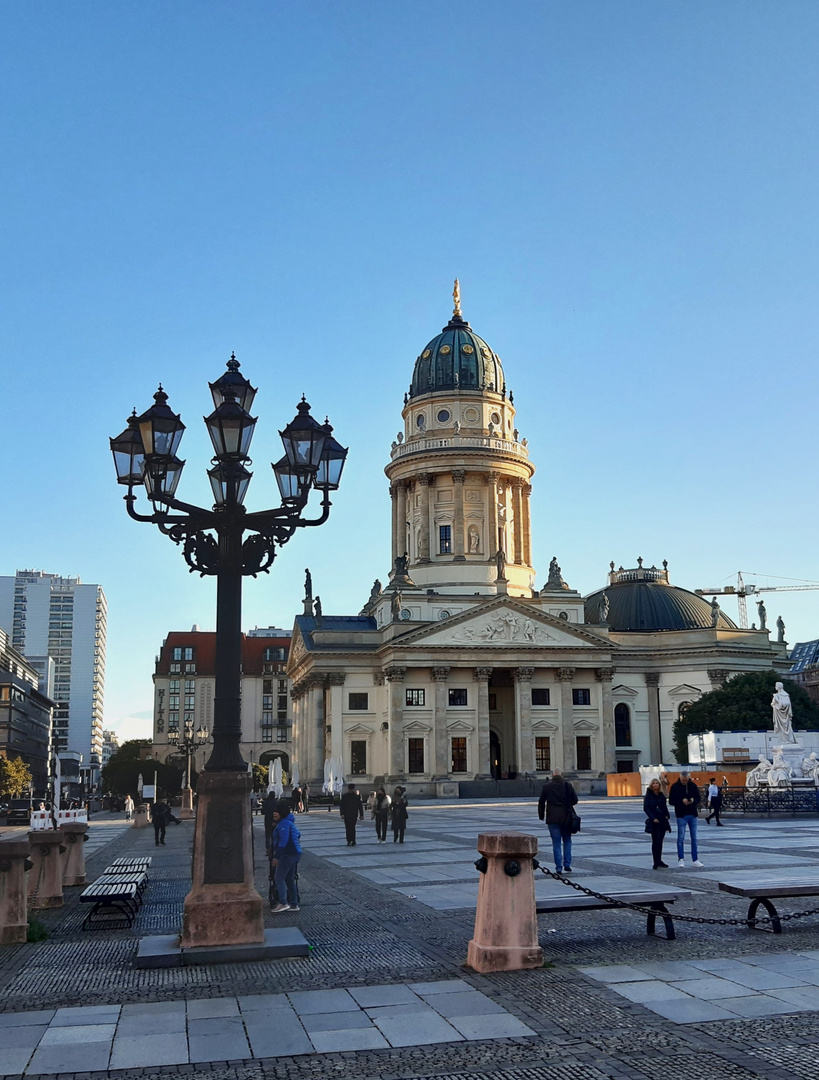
537 865 819 927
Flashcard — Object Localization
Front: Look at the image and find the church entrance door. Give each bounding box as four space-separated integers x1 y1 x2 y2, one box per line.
489 731 501 780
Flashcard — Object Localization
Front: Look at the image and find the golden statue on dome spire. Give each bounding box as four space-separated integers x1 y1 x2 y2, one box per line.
452 278 462 318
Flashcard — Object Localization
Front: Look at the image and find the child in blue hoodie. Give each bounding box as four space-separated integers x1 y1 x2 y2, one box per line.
270 799 302 912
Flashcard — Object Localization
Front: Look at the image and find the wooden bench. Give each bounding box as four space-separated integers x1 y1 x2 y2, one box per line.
108 856 152 876
718 873 819 934
98 870 148 903
80 881 141 930
536 883 692 940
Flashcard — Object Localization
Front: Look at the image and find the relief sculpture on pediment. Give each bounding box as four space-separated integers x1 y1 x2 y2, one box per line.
449 611 557 645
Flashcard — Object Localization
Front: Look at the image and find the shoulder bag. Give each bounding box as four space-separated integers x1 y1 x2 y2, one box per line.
565 782 581 834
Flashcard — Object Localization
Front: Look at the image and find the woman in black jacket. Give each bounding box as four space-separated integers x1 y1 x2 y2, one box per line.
643 778 671 869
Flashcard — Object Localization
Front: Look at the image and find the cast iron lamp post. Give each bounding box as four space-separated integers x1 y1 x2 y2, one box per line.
167 720 209 819
110 353 347 949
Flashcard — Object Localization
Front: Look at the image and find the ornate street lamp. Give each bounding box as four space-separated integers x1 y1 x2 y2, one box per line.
168 721 210 819
110 353 347 950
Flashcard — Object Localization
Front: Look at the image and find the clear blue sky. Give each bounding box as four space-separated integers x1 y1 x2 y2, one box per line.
2 1 818 741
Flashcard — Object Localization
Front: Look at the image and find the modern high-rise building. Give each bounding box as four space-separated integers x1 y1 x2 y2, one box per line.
0 570 107 770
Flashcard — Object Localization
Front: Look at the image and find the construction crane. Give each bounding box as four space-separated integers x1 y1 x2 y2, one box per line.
695 572 819 629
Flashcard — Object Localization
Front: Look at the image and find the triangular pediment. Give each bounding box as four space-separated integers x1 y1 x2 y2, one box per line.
346 723 374 735
446 719 474 733
612 684 639 698
532 719 559 733
403 719 432 734
668 684 703 698
392 596 611 650
573 718 599 731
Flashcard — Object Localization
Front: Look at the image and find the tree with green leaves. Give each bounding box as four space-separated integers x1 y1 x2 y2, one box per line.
251 763 268 792
0 757 33 799
673 670 819 763
101 739 183 797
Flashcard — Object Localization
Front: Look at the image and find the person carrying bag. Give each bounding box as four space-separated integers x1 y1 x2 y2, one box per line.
537 768 578 874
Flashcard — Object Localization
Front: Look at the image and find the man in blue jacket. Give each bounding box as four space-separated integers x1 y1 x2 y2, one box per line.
270 799 302 912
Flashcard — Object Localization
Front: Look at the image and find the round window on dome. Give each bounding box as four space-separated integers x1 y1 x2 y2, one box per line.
464 407 480 424
422 349 431 359
437 409 451 423
416 414 426 430
462 344 474 354
439 345 451 355
490 412 501 425
481 347 490 357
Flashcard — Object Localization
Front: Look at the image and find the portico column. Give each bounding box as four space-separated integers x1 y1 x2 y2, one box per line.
522 483 532 568
557 667 576 772
311 676 327 783
645 673 662 763
390 483 399 566
512 478 524 564
432 666 450 778
474 667 493 778
326 673 346 766
513 667 535 775
486 472 499 562
452 470 466 561
596 668 616 774
418 475 431 562
396 481 408 563
386 666 406 779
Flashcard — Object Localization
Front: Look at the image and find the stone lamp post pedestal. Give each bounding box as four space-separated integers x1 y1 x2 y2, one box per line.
59 822 89 886
180 771 263 949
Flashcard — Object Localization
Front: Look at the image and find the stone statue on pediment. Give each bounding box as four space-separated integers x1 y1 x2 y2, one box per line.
368 579 382 604
545 556 568 590
771 681 796 743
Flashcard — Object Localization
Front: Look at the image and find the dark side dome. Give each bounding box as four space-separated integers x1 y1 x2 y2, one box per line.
410 281 505 398
585 560 738 632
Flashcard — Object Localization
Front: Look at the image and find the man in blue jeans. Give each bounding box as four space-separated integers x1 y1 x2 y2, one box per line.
669 771 703 868
537 768 578 874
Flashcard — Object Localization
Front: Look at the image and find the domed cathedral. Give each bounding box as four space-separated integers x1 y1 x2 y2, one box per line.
386 280 535 597
287 287 789 796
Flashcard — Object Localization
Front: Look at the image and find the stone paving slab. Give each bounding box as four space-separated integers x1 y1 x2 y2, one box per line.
0 981 535 1073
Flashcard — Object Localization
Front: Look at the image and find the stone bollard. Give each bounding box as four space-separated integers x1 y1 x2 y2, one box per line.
59 822 89 886
467 832 543 973
133 803 151 828
179 788 195 820
27 830 66 909
0 837 33 944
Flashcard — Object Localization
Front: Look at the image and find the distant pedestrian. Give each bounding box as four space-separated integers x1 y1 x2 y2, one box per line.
669 771 703 867
391 786 408 844
373 787 391 844
537 768 578 874
302 782 310 812
152 799 169 846
270 799 302 912
705 777 723 826
262 790 278 855
643 778 671 869
339 783 364 845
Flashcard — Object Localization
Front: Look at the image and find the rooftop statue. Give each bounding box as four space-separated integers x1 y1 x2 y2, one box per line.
757 600 768 632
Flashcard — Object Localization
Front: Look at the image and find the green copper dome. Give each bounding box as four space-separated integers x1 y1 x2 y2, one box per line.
410 313 505 398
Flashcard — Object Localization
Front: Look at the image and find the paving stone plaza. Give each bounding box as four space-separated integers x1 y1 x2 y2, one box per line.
3 797 819 1079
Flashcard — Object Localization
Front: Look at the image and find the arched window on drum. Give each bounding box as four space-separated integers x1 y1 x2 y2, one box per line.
614 702 632 747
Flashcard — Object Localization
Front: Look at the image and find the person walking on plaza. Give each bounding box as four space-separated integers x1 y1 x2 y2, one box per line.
302 781 310 812
270 799 302 912
124 794 134 822
643 778 671 869
373 787 391 843
152 798 169 846
669 770 703 867
291 785 303 813
705 777 723 826
537 768 578 874
391 786 408 844
340 783 364 845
